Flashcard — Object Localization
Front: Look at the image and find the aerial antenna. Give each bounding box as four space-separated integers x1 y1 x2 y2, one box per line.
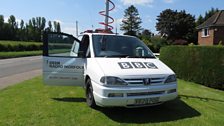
76 21 78 37
99 0 115 31
115 19 118 34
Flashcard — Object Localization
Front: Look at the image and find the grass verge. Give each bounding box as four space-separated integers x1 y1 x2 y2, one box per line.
0 51 42 59
0 77 223 126
0 41 42 52
0 41 42 45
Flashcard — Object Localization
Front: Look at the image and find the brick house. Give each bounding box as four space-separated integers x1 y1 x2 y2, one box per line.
197 10 224 45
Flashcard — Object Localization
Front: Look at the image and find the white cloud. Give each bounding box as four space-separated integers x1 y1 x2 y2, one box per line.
16 19 22 24
120 0 154 6
164 0 174 3
4 17 8 23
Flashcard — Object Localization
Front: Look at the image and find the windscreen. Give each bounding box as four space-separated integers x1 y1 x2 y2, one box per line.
92 35 155 58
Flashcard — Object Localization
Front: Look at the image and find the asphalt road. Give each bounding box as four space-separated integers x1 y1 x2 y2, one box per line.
0 56 42 78
0 56 42 89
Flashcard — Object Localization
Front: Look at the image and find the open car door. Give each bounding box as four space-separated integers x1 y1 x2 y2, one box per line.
43 32 85 86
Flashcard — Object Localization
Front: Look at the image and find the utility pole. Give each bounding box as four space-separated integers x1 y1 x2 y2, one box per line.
76 21 78 37
105 0 109 30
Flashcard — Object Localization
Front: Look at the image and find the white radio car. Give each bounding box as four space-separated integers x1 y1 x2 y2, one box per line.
43 32 177 108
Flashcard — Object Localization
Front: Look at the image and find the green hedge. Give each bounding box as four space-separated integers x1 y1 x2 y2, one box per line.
0 51 42 59
0 41 42 52
160 46 224 89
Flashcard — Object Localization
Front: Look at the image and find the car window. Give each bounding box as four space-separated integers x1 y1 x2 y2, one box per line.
92 35 155 58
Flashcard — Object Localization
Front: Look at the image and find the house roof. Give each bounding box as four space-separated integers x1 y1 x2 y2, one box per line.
197 10 224 29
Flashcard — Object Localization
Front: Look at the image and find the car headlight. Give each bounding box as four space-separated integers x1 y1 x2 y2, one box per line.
100 76 128 86
165 74 177 84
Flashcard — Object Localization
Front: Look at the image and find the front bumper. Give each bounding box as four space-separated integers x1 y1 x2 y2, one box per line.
91 81 177 107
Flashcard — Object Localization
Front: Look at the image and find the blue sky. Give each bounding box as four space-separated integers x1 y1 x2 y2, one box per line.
0 0 224 35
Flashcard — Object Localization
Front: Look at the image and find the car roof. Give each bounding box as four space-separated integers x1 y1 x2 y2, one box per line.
82 33 135 38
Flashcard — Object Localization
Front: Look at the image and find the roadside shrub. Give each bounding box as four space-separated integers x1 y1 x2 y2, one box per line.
150 36 168 53
0 41 42 52
0 51 42 59
141 36 168 53
160 46 224 89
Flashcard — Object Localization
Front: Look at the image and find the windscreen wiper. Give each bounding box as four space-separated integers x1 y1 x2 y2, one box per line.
108 54 130 58
126 56 156 58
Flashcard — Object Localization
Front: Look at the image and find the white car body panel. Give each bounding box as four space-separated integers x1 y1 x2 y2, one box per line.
43 32 178 108
94 58 174 76
43 57 85 86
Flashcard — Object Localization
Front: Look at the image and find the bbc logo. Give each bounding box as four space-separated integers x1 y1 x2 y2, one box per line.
118 62 158 69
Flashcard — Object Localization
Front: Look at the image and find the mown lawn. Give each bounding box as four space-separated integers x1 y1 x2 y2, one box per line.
0 77 223 126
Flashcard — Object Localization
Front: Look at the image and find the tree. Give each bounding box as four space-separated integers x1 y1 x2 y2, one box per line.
18 20 26 41
196 15 204 26
139 29 153 41
196 8 219 26
25 17 47 41
36 17 46 41
150 36 168 53
141 29 152 37
0 15 4 39
48 21 52 31
8 15 17 29
0 15 4 27
40 17 46 31
53 21 61 33
56 22 61 33
45 21 53 32
141 35 167 53
7 15 19 40
156 9 196 44
0 14 61 41
20 20 24 29
120 5 142 36
204 8 219 21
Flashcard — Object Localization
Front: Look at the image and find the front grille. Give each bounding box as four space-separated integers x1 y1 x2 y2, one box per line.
124 77 165 86
127 91 165 97
124 78 143 85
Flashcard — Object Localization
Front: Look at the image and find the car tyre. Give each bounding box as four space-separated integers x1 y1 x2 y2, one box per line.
86 79 96 108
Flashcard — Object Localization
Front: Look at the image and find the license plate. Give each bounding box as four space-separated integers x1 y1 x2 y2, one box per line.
135 97 159 105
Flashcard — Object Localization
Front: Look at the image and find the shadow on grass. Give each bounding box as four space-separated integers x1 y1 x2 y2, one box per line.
179 95 224 102
52 97 86 103
95 98 201 124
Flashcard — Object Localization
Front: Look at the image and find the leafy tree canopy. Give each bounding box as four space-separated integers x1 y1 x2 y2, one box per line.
120 5 142 36
156 9 195 43
0 15 61 42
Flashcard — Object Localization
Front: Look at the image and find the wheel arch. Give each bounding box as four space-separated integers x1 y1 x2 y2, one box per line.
84 75 91 88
